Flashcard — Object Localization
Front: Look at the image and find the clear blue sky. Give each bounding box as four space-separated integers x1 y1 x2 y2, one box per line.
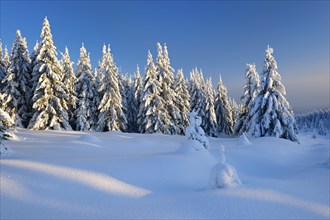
1 0 329 113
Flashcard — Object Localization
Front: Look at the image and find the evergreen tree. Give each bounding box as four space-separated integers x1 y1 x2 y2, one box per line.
121 74 135 132
189 68 207 122
235 63 260 134
0 108 14 155
0 108 13 139
28 17 71 130
60 47 77 128
155 43 180 134
96 45 126 131
92 45 107 128
0 41 8 84
231 98 240 127
132 65 142 132
203 78 217 136
30 41 39 67
185 110 210 150
214 76 234 135
30 41 40 99
118 73 129 131
1 30 32 127
173 68 190 134
245 46 298 142
74 44 96 131
137 50 169 134
3 46 10 70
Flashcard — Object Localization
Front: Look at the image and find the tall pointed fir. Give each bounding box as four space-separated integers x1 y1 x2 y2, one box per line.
1 30 32 127
231 98 240 128
28 18 71 130
121 74 135 132
3 46 10 70
245 46 298 142
156 43 180 134
132 65 142 132
60 47 77 128
189 68 208 131
137 50 169 134
189 68 206 112
214 76 234 135
203 78 217 136
92 45 107 128
173 69 190 134
0 41 8 85
234 64 260 134
96 45 126 131
118 73 129 131
30 41 39 89
74 44 96 131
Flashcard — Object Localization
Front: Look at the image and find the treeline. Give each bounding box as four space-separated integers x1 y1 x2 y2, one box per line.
0 17 299 142
295 109 330 136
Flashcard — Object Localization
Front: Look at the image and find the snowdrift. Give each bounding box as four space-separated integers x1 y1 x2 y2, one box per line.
0 128 329 219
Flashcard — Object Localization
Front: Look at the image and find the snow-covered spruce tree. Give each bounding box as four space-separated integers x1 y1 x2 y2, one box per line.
234 63 260 135
0 108 14 155
155 43 180 135
0 108 14 134
0 41 8 84
74 44 96 131
214 76 234 135
245 46 298 142
189 67 210 134
173 68 190 135
189 68 206 114
92 45 107 128
121 74 135 132
60 47 77 128
30 41 40 92
203 78 217 137
1 30 32 127
131 65 143 132
28 17 71 130
118 73 129 131
3 46 10 70
231 98 240 128
185 110 209 150
137 50 170 134
96 45 127 132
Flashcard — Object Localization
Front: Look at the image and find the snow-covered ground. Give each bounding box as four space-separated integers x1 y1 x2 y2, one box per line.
1 128 329 219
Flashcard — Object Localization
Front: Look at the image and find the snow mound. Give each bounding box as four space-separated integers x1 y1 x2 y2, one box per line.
208 145 241 189
209 162 241 188
77 134 101 143
238 132 251 145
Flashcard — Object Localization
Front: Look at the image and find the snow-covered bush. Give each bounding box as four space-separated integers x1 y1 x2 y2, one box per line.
209 145 241 189
238 132 251 145
0 109 13 156
185 110 209 150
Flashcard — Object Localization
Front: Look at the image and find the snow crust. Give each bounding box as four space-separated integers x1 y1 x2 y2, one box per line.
0 128 329 219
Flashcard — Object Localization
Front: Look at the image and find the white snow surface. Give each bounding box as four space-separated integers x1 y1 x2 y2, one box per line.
1 129 329 219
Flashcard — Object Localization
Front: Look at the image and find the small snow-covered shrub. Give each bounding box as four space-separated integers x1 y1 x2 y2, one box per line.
185 110 209 150
209 145 241 189
209 162 241 189
238 132 251 145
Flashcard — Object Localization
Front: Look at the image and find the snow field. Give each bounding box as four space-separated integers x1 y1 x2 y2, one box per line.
1 128 329 219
